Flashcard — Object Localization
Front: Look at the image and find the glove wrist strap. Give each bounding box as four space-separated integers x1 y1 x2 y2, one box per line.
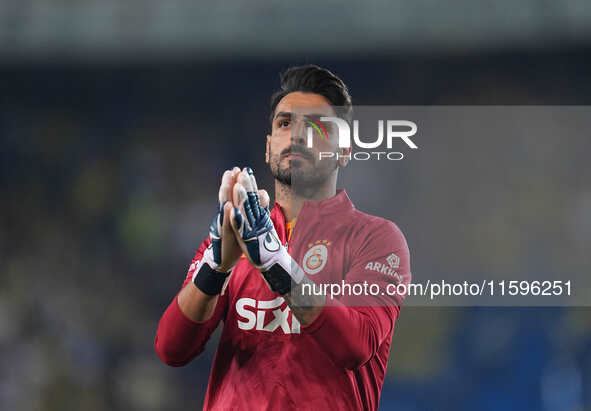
192 248 231 295
260 246 306 295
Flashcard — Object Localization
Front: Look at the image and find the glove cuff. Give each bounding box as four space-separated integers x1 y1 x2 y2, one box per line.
193 261 231 295
260 246 306 295
192 247 231 295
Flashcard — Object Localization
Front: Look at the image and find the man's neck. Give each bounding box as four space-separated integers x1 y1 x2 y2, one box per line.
274 176 337 221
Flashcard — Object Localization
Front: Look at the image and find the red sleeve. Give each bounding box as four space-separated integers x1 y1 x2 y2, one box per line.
154 237 229 366
302 220 411 370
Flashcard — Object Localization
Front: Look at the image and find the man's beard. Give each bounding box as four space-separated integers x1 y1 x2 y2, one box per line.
269 144 337 192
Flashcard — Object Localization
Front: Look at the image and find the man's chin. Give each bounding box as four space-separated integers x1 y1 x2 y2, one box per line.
272 160 330 188
287 157 311 169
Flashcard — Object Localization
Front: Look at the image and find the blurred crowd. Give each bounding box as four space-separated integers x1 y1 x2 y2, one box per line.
1 53 591 410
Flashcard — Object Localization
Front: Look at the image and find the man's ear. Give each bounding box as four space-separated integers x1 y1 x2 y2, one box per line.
337 146 352 168
265 135 271 164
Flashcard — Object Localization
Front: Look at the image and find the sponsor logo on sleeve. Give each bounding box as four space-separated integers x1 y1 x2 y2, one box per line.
386 253 400 269
365 253 402 283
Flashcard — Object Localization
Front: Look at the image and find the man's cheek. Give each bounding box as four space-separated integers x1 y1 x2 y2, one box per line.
272 138 288 154
269 144 281 161
315 137 337 155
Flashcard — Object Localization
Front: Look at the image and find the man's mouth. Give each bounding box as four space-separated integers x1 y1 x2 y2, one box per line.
283 152 308 160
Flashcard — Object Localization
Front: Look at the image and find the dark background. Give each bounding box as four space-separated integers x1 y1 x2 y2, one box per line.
1 2 591 410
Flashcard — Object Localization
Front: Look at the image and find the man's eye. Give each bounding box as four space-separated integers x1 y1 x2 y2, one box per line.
278 120 290 128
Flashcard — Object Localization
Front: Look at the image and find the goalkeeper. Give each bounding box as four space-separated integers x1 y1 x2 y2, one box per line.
155 65 411 410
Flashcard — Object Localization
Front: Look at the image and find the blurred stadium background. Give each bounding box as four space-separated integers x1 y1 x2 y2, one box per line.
1 1 591 410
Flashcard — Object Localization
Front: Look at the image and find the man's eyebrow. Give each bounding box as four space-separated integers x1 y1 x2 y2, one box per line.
274 112 333 120
303 113 331 120
274 111 292 119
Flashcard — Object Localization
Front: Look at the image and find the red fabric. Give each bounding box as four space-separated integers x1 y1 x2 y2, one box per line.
154 190 412 410
154 237 230 366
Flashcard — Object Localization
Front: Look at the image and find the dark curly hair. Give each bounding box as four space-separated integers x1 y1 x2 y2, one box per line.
269 65 352 126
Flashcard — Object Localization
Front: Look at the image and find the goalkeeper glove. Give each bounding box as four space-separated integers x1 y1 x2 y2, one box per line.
192 168 242 295
231 167 305 295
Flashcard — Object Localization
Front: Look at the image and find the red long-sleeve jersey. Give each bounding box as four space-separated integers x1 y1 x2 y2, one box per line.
155 190 411 410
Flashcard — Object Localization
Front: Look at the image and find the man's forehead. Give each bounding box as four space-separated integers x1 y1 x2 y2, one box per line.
274 92 335 117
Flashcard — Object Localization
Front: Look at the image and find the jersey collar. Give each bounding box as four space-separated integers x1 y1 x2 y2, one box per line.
270 190 354 244
271 189 354 220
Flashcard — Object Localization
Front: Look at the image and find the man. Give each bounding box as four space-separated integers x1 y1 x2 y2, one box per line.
155 65 411 410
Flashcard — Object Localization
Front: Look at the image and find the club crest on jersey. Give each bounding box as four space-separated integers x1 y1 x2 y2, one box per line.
302 240 330 275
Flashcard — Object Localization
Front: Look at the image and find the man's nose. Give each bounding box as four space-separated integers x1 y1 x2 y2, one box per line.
290 118 306 146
